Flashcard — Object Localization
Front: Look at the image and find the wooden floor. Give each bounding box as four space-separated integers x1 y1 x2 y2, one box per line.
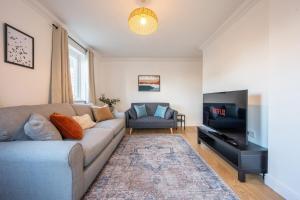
127 127 283 200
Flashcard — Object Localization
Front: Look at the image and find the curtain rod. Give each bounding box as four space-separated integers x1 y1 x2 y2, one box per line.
52 24 88 53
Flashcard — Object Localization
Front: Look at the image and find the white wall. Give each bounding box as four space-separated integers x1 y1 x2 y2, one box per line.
202 0 269 147
202 0 300 199
266 0 300 199
0 0 53 107
95 58 203 126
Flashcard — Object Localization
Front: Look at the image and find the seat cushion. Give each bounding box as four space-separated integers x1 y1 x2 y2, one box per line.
78 128 114 167
95 118 125 136
129 116 174 128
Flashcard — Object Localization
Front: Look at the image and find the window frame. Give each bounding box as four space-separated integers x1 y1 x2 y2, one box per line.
69 45 88 104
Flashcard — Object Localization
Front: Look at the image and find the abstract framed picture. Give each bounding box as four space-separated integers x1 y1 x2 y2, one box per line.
138 75 160 92
4 23 34 69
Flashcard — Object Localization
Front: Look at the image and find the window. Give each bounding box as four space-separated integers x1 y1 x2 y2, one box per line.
69 40 88 103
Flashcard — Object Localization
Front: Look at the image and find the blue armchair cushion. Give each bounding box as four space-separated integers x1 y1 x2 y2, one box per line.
134 104 148 118
165 108 175 119
154 105 168 118
128 109 137 120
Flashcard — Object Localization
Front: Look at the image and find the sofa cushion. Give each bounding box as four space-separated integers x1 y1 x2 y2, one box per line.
95 118 125 136
24 113 62 141
78 128 114 167
50 113 83 140
72 114 96 130
72 104 95 121
0 129 10 141
92 106 114 122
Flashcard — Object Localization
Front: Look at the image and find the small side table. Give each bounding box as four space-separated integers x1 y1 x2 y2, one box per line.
177 113 186 129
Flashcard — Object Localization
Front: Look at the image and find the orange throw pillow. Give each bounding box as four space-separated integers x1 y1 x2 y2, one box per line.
50 113 83 140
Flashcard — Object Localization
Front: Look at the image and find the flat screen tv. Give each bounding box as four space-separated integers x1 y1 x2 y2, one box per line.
203 90 248 146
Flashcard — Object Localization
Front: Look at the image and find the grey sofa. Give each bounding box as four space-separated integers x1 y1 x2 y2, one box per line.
125 103 178 134
0 103 125 200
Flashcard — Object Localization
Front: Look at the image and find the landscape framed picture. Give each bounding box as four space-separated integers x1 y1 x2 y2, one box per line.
138 75 160 92
4 23 34 69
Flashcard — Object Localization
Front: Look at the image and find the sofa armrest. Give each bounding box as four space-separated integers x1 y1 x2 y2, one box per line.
0 141 84 200
169 109 178 128
113 111 125 119
125 109 131 128
173 110 178 123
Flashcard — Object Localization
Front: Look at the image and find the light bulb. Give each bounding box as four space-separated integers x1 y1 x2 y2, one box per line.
140 17 147 25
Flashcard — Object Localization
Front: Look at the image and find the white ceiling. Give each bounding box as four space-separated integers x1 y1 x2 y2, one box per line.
37 0 245 58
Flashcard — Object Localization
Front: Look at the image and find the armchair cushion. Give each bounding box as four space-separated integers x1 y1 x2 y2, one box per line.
134 104 147 118
165 108 175 119
128 108 137 120
154 105 168 118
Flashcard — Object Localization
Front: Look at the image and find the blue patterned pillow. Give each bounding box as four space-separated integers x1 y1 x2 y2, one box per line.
154 105 168 118
134 105 148 118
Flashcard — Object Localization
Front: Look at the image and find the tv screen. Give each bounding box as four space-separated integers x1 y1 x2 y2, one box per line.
203 90 248 145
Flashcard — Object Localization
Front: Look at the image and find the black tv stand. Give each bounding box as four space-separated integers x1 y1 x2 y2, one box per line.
197 126 268 182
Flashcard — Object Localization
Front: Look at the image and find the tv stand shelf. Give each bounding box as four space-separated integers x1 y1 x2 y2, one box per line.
197 126 268 182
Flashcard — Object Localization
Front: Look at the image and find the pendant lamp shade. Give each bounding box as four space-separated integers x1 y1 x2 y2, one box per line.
128 7 158 35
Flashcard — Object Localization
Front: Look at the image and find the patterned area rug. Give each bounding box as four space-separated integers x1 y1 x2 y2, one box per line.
84 135 238 200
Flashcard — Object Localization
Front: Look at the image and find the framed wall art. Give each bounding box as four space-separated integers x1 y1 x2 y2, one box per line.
4 23 34 69
138 75 160 92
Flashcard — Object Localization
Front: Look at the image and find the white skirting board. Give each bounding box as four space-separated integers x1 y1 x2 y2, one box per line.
265 174 300 200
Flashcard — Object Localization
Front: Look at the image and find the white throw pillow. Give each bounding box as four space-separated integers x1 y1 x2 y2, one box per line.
73 114 96 130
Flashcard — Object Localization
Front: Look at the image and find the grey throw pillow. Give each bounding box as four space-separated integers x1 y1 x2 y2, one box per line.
128 109 137 120
165 108 174 119
0 129 11 141
24 113 62 141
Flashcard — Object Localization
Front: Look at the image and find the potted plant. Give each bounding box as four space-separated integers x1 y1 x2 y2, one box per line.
98 94 120 111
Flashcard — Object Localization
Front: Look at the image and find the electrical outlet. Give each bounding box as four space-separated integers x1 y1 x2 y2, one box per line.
248 130 256 138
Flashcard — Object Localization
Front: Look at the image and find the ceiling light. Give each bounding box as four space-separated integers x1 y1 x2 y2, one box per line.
128 7 158 35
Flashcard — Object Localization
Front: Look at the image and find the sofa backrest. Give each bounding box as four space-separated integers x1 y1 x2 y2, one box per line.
131 102 170 116
0 104 76 141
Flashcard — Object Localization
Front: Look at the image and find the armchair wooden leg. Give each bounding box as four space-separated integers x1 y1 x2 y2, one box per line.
170 128 173 134
129 128 133 135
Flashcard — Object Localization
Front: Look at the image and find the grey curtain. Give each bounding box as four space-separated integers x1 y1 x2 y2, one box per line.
50 25 73 104
88 50 97 104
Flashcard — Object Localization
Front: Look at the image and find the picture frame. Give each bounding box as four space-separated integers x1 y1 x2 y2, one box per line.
4 23 34 69
138 75 160 92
